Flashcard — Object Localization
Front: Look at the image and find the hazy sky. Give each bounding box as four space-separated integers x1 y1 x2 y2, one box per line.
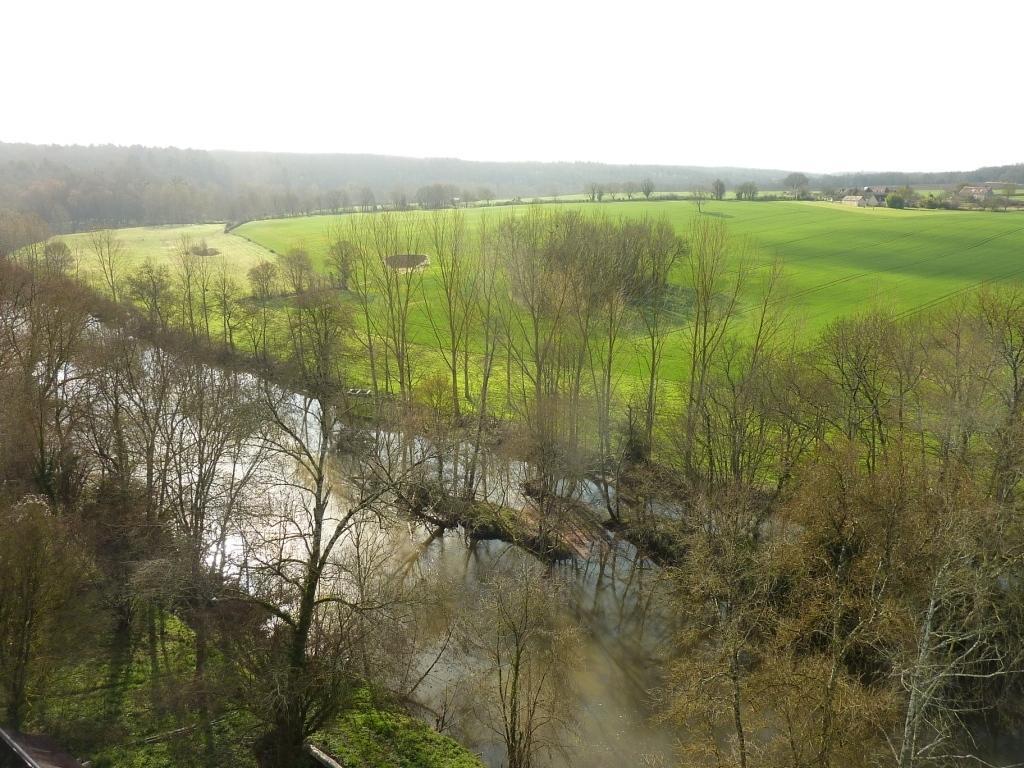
3 0 1021 173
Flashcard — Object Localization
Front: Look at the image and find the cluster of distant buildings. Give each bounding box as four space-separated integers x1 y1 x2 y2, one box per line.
838 181 1015 208
840 187 891 207
957 183 1009 201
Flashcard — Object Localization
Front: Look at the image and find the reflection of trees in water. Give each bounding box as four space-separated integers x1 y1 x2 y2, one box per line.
391 520 675 767
573 536 667 643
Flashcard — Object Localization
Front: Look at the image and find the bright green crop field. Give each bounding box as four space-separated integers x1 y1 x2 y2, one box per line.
65 201 1024 393
237 200 1024 326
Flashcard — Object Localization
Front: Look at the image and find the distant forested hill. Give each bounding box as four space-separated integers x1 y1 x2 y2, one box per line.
0 142 788 231
1 141 1020 233
818 164 1024 189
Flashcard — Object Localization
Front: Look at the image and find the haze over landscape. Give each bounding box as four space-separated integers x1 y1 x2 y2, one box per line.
3 3 1024 768
3 0 1022 171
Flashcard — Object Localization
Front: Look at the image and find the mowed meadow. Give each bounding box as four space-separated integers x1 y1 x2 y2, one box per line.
63 201 1024 393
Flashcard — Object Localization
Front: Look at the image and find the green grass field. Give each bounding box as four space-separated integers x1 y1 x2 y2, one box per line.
64 201 1024 394
67 222 276 280
236 200 1024 329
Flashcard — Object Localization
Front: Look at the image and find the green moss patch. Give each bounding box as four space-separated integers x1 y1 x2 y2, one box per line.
314 689 483 768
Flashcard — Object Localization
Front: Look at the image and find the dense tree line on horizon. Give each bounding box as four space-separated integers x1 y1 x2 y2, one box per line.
16 141 1011 233
4 142 1022 235
2 207 1024 768
819 163 1024 190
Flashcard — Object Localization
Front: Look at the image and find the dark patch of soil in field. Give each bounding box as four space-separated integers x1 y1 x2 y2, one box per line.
386 253 428 269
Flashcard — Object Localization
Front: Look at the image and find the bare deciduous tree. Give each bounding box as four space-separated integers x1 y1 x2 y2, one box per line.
464 563 579 768
89 229 125 302
0 498 91 728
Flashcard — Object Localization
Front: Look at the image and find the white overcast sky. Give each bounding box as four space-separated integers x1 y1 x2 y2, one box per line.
2 0 1021 173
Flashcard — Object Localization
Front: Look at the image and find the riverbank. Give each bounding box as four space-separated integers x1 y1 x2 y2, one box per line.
32 614 482 768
